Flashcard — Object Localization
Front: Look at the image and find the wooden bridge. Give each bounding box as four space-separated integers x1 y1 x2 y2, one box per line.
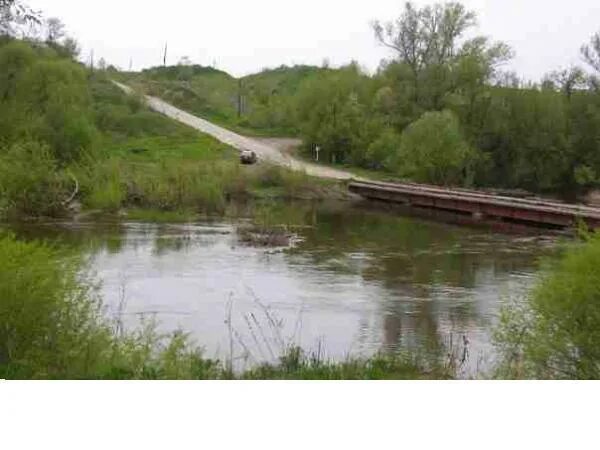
349 180 600 229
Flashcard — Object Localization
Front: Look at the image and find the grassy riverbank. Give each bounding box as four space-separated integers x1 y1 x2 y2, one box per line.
82 76 345 217
0 40 344 222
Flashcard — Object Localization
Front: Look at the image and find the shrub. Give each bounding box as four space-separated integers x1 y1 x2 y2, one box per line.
0 233 109 378
495 232 600 379
0 233 221 379
0 41 99 164
252 164 318 199
366 128 402 170
396 110 477 186
75 157 125 211
0 141 68 218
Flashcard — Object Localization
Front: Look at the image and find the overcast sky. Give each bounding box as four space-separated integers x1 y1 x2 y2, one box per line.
27 0 600 80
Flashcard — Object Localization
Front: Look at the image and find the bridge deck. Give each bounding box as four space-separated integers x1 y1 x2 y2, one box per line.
349 181 600 229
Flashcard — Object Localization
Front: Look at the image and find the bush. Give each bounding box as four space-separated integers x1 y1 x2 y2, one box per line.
0 233 108 378
366 128 402 170
0 233 221 379
77 157 246 214
0 41 99 164
396 110 477 186
252 165 320 199
495 232 600 379
75 157 125 211
0 141 68 218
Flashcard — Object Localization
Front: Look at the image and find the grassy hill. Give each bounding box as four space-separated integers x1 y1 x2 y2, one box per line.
121 64 333 137
0 38 336 221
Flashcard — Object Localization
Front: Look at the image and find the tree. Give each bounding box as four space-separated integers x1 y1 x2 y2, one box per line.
493 70 521 88
0 0 40 36
295 64 376 165
581 31 600 73
45 17 65 43
373 2 477 75
372 2 512 115
59 37 80 59
395 110 477 185
542 66 587 98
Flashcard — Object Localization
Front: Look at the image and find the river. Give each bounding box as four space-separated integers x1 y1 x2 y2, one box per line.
7 200 561 376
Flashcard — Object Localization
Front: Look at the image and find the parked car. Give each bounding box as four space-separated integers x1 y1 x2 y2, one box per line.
240 149 258 165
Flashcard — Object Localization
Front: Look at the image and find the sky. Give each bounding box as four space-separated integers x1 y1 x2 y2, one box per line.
27 0 600 80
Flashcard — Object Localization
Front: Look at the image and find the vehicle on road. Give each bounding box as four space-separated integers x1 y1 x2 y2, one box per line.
240 149 258 165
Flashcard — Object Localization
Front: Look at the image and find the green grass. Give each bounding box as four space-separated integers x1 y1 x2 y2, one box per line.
241 348 452 380
74 73 340 219
103 134 236 162
1 66 343 221
120 64 333 138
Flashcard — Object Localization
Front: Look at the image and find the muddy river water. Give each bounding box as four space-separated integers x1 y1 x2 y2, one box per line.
8 201 561 376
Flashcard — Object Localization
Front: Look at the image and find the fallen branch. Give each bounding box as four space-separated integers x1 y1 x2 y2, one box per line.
62 170 79 206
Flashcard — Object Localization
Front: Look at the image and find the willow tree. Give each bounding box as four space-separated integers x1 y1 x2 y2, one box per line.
372 2 512 114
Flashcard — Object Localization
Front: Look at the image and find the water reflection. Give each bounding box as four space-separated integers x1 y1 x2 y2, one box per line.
5 201 559 375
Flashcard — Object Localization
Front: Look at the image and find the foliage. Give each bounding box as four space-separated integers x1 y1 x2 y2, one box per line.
0 141 68 218
242 347 451 380
396 110 476 185
373 2 478 71
366 128 402 170
495 233 600 379
294 63 380 166
0 232 222 379
0 39 97 164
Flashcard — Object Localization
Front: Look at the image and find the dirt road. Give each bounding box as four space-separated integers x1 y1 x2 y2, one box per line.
112 82 361 181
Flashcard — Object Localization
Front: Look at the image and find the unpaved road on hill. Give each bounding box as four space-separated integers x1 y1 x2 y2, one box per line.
113 82 361 181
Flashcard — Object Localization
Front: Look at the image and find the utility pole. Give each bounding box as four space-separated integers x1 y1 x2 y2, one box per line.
237 78 243 118
90 49 94 73
163 42 168 67
129 57 133 71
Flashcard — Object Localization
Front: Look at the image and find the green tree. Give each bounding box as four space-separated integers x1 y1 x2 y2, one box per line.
542 66 587 99
0 40 97 163
295 64 376 165
396 110 476 185
373 2 477 74
373 1 511 108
